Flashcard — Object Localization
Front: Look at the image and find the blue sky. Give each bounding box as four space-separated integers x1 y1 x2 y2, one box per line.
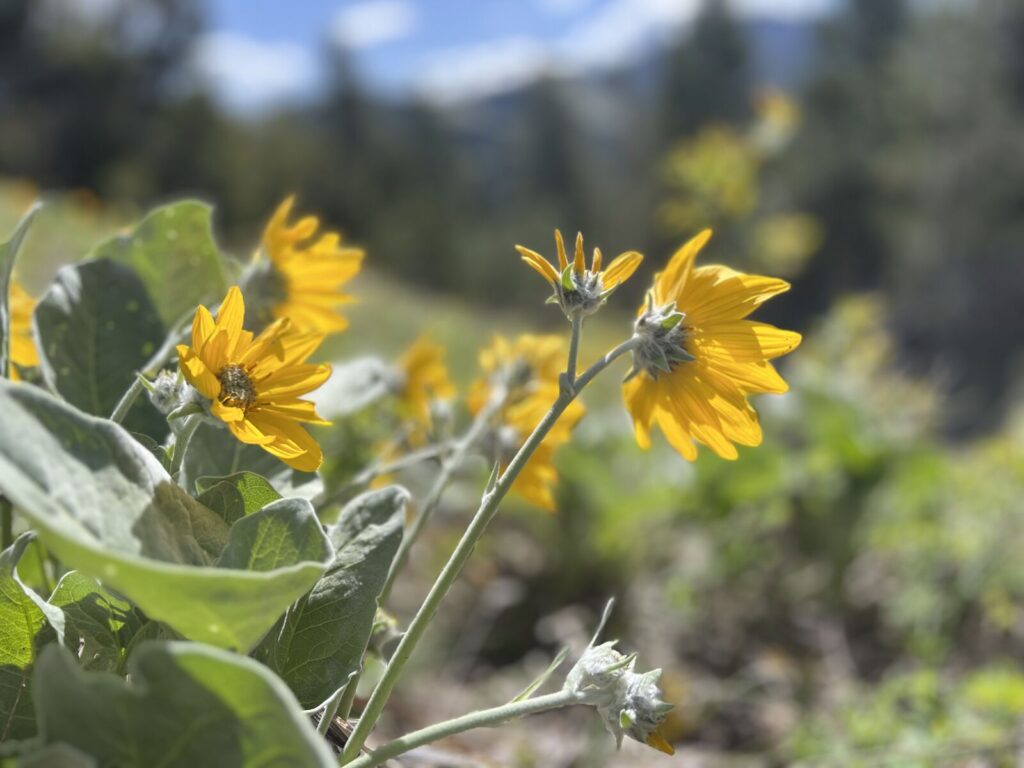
195 0 837 112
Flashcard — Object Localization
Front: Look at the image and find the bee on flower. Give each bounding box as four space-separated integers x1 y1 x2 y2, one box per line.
468 334 584 511
243 196 364 333
7 279 39 380
623 230 801 461
517 230 643 319
177 286 331 471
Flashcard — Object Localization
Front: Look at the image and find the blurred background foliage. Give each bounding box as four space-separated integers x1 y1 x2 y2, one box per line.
3 0 1024 764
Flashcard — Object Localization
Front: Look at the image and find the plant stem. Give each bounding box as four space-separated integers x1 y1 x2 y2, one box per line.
379 386 507 603
336 670 361 722
0 495 11 551
318 687 346 737
110 314 192 424
566 313 582 383
343 690 579 768
169 416 201 482
338 335 639 763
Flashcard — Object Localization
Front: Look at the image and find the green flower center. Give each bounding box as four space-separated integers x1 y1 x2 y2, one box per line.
218 364 256 410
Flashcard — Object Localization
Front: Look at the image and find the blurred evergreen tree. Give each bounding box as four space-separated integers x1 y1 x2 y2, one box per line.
660 0 753 142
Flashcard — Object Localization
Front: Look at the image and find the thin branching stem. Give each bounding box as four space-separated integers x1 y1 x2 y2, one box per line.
339 333 640 763
344 690 580 768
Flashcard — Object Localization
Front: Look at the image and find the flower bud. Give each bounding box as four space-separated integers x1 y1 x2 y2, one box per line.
625 291 694 382
147 371 193 416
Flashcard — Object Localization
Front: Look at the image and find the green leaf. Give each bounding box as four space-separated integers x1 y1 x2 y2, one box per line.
47 571 143 673
182 421 322 501
511 647 569 703
216 498 331 572
88 200 227 328
0 381 329 652
33 643 335 767
256 486 407 708
0 203 40 379
33 258 165 435
197 471 282 526
0 534 48 741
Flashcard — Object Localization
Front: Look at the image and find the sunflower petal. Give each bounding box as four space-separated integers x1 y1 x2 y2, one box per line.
602 250 643 289
656 229 712 304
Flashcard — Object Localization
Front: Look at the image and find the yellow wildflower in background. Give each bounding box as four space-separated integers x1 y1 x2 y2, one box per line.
517 230 642 318
258 196 364 333
8 280 38 379
396 336 455 427
623 230 801 461
469 334 584 511
177 286 331 472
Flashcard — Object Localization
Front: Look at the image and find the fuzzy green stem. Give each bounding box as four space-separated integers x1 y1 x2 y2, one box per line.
318 687 346 737
336 670 361 722
566 314 582 383
343 690 579 768
339 335 639 763
379 385 507 603
169 416 202 481
0 496 11 551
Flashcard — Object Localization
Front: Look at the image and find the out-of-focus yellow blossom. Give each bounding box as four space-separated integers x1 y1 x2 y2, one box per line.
177 286 331 472
469 334 584 511
751 87 800 151
257 196 364 333
660 127 758 233
623 230 801 461
396 336 455 428
517 230 642 318
8 279 38 380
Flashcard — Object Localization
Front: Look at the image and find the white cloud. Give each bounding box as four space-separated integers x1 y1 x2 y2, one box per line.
414 0 832 104
331 0 417 50
414 37 554 104
191 32 319 114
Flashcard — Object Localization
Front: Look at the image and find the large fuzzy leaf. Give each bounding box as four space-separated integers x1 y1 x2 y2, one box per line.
88 200 227 327
0 381 329 652
33 643 335 767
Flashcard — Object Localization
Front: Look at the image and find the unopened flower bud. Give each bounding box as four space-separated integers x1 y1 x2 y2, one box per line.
147 371 193 416
625 291 694 382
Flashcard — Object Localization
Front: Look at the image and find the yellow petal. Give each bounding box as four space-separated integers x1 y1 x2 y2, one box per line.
191 305 216 352
211 399 245 423
257 400 330 426
248 412 324 472
646 732 675 755
602 250 643 289
655 229 712 304
516 246 559 286
682 266 791 324
592 247 603 271
228 416 276 446
257 364 332 399
623 376 655 451
554 229 568 271
214 286 246 341
573 231 585 276
177 346 220 400
697 321 802 362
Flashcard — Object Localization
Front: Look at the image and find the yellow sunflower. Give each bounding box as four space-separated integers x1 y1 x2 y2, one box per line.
396 336 456 427
517 230 643 318
8 279 39 379
177 286 331 472
623 230 801 461
469 334 584 511
256 196 364 333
